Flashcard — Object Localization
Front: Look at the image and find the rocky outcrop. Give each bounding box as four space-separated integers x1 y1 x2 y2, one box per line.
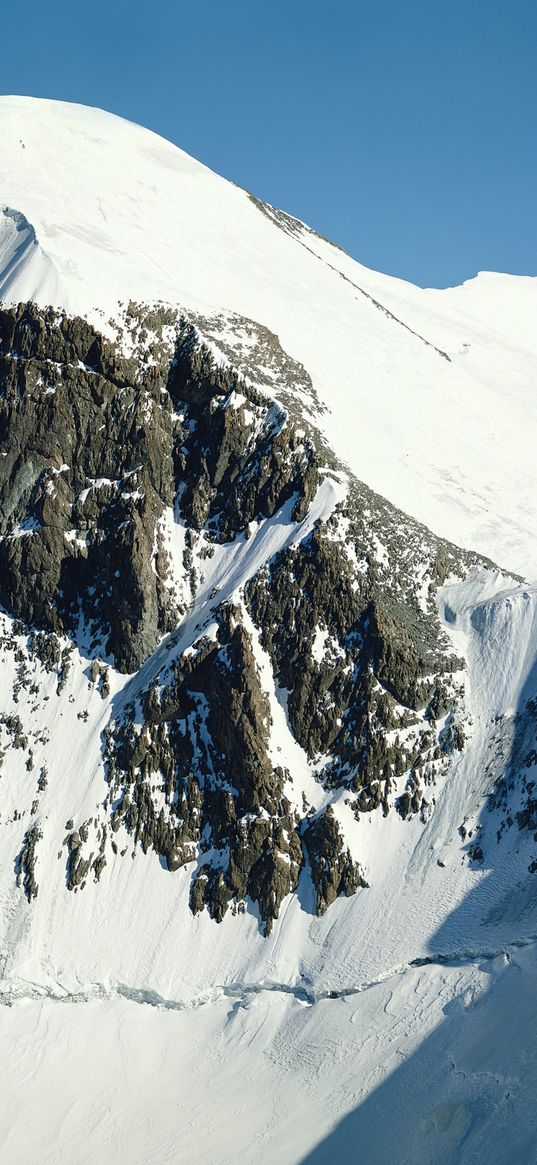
0 305 320 670
245 499 466 814
104 605 304 932
304 807 368 914
168 319 319 538
0 299 475 929
16 823 42 901
0 303 176 670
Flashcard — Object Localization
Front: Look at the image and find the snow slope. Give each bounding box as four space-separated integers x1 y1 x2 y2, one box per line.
3 947 536 1165
1 95 537 577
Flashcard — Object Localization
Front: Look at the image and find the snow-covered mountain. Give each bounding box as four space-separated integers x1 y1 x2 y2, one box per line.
3 95 537 577
1 95 537 1164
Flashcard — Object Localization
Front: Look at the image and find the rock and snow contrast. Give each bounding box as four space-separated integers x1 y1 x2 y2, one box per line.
1 95 537 1163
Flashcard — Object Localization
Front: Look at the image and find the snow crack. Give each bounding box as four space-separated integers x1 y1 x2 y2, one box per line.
1 935 534 1013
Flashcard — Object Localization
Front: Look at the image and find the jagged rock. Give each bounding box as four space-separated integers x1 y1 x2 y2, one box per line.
0 304 175 670
105 605 305 929
0 305 322 671
517 800 537 832
16 823 42 901
168 319 319 541
92 853 107 882
303 807 368 914
65 829 93 890
468 845 484 865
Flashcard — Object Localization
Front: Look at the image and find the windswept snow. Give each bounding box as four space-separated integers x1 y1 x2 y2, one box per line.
0 207 61 305
1 96 537 575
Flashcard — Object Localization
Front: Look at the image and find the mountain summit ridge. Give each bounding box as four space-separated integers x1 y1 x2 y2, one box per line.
2 95 537 576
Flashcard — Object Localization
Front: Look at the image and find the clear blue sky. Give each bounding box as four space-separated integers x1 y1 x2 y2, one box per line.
3 0 536 287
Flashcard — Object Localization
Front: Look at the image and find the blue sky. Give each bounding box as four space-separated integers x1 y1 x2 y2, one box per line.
3 0 536 287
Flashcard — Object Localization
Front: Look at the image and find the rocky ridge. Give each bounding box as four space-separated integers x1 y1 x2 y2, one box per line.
0 299 488 930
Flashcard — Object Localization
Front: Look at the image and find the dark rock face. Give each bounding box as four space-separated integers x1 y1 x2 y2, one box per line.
104 605 303 933
244 494 467 826
304 807 368 915
0 305 319 670
485 697 537 871
0 303 175 671
0 299 475 930
16 823 42 901
167 318 319 539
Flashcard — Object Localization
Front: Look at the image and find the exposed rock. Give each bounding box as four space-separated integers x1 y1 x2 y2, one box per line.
303 807 368 914
16 823 42 900
0 299 480 927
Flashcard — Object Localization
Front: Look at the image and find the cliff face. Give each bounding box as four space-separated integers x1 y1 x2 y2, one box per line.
0 300 478 933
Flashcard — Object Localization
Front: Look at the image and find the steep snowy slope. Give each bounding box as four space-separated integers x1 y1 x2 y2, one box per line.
1 96 537 1165
4 946 537 1165
1 95 537 576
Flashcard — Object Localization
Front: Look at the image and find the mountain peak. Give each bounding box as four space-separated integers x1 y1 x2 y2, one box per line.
1 95 537 579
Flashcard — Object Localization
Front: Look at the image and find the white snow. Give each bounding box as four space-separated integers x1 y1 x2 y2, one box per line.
311 625 329 664
0 559 526 1163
